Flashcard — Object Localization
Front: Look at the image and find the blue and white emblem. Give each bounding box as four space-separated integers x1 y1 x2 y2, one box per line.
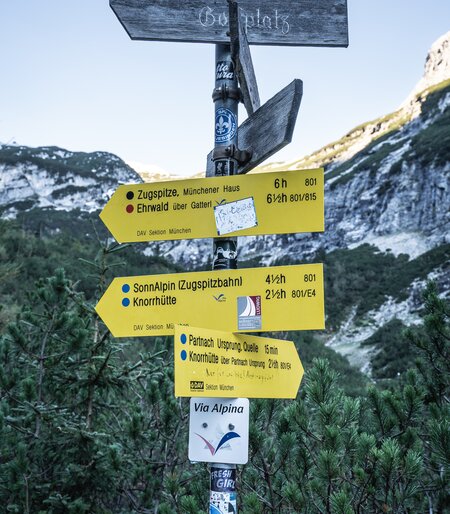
215 108 237 144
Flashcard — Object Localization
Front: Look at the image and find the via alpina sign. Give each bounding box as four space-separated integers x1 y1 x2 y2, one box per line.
110 0 348 47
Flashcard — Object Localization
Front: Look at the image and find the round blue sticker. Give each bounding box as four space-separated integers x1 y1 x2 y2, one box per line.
215 108 237 144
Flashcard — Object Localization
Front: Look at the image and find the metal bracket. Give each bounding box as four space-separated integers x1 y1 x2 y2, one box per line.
212 144 252 165
212 84 242 103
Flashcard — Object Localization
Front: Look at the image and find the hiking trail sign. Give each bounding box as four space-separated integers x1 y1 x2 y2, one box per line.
100 168 324 243
174 325 304 399
110 0 349 47
95 263 324 337
188 397 250 464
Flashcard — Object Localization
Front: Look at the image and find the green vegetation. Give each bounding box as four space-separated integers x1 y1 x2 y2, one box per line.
409 92 450 167
288 331 368 397
262 76 449 180
324 243 450 328
0 217 180 330
328 139 405 188
330 80 450 186
418 78 450 115
271 243 449 330
296 109 409 173
247 281 449 512
0 71 449 511
0 145 134 181
0 265 448 511
361 318 413 379
0 267 191 513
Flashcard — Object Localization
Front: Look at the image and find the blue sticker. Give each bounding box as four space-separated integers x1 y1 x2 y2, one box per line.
215 108 237 144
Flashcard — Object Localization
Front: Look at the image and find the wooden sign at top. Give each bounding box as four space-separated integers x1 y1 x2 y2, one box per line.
110 0 348 47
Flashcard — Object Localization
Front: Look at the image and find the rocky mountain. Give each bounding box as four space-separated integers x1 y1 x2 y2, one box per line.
136 32 450 370
0 145 142 218
1 32 449 374
153 31 450 266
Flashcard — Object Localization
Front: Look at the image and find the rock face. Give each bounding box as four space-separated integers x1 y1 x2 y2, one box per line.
139 32 450 372
0 145 141 218
148 31 450 267
403 31 450 107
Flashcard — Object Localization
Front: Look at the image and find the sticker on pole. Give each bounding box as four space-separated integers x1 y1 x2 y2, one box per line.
215 108 237 144
214 197 257 235
210 467 237 514
189 398 249 464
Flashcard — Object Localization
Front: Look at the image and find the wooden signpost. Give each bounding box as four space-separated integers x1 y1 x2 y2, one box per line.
110 0 349 47
229 0 260 115
106 1 348 512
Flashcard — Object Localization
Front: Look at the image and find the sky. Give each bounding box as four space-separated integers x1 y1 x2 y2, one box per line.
1 1 449 177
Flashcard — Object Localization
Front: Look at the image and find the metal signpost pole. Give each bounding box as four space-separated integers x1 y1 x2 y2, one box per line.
212 43 239 270
209 42 239 513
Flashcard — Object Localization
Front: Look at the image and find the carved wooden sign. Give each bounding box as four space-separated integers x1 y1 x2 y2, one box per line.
110 0 348 47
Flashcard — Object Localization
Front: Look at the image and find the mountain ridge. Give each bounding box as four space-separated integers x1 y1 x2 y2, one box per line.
145 31 449 266
0 32 449 374
0 145 142 218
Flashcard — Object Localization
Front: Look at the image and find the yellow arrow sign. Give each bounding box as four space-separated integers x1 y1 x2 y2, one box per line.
95 264 324 337
174 325 304 399
100 169 323 243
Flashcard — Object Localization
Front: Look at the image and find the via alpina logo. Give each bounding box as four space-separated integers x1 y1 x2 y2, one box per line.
196 431 240 455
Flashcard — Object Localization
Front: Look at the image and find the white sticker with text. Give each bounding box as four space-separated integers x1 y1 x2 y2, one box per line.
214 197 257 235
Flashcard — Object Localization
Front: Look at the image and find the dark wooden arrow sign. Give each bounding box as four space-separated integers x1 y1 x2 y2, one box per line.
110 0 348 47
206 79 302 176
229 0 260 115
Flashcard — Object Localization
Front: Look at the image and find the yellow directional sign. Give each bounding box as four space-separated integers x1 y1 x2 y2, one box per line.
95 264 324 337
100 169 324 243
174 325 304 399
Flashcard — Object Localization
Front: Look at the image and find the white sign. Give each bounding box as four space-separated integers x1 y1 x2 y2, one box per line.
214 197 257 235
189 398 249 464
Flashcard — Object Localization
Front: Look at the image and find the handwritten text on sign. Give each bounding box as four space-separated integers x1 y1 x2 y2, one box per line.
175 325 304 399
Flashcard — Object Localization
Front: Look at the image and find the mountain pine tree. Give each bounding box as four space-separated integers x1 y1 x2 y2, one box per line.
0 245 196 513
241 282 449 514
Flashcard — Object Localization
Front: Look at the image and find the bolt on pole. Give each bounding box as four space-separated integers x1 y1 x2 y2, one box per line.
209 42 238 513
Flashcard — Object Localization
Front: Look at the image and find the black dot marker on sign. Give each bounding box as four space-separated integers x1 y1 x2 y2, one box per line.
126 191 134 200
